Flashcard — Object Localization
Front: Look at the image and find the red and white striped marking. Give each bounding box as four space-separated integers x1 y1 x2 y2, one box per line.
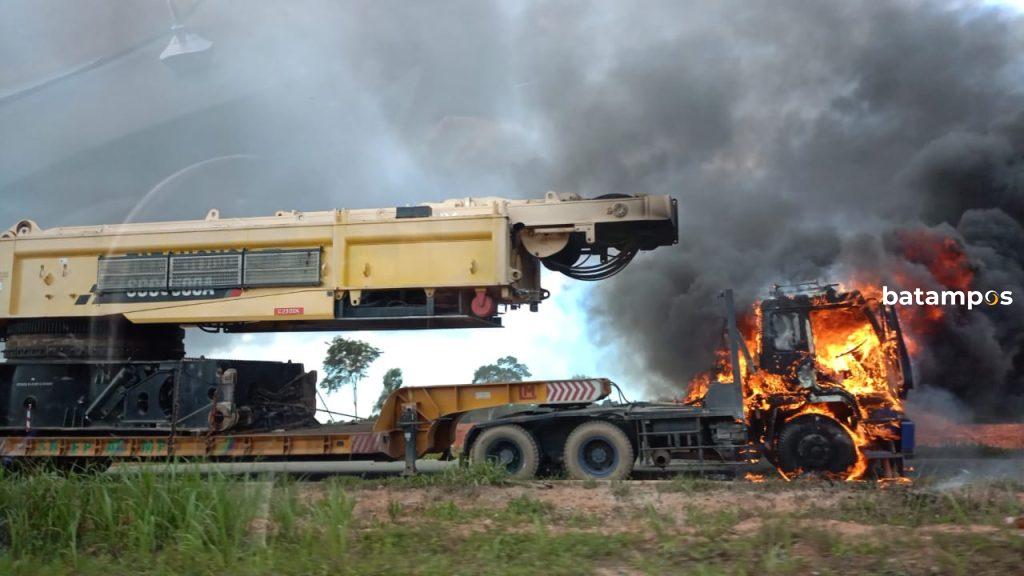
544 380 605 404
350 432 387 454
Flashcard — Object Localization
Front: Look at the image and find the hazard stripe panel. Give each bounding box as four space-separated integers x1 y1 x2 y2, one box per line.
544 380 605 404
350 432 387 454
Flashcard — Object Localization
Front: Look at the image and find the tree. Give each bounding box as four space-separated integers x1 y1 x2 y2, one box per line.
472 356 531 384
372 368 404 417
321 336 382 418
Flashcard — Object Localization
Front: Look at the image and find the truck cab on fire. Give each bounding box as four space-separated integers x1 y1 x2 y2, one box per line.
457 284 915 481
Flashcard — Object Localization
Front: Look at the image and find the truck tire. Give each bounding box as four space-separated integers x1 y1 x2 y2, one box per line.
469 425 540 480
776 414 857 475
563 421 634 481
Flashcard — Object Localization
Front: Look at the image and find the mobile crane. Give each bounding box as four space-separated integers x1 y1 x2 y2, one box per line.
0 193 677 465
0 193 912 479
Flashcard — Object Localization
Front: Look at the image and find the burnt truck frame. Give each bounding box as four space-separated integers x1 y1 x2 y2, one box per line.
459 286 914 480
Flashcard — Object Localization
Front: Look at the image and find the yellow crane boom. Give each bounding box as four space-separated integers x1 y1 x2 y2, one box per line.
0 192 676 335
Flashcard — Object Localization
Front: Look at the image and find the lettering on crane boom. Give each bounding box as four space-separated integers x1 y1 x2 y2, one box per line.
94 248 321 302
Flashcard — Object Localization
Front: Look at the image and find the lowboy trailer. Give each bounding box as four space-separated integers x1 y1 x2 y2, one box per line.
2 288 913 481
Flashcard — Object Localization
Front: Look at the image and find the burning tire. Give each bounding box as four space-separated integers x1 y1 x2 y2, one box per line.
469 424 540 480
775 414 857 475
563 421 634 480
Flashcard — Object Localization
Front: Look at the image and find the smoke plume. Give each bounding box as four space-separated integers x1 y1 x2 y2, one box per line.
570 2 1024 419
1 1 1021 417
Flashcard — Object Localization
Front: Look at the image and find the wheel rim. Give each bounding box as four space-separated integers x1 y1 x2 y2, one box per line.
778 415 857 474
577 437 619 477
795 432 833 469
485 439 523 473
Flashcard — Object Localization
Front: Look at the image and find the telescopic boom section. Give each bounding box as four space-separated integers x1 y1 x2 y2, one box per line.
0 192 677 343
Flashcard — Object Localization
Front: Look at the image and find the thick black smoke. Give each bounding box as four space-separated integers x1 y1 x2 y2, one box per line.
1 1 1022 417
565 2 1024 419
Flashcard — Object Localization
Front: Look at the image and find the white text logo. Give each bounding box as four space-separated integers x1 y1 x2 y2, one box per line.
882 286 1013 310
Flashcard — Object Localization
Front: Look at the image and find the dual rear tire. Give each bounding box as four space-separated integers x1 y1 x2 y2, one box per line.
469 424 540 480
469 421 634 481
563 421 634 481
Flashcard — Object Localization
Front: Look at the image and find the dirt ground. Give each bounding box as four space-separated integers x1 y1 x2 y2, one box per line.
298 477 1024 575
3 469 1021 576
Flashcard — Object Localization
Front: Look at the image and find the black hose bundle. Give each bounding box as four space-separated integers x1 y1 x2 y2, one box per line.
543 241 639 281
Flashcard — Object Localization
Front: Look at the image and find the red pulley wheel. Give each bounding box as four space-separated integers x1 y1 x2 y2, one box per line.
471 291 497 317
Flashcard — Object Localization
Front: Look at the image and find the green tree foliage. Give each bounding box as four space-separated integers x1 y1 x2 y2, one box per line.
372 367 404 416
472 356 531 384
321 337 381 417
321 337 382 393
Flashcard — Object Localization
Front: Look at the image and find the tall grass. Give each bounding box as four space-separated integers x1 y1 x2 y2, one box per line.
1 466 1022 576
0 463 513 569
0 461 509 567
0 465 270 561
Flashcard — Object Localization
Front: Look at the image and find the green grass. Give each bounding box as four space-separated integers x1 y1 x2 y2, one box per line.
1 467 1022 576
0 466 264 561
318 459 511 492
827 480 1023 527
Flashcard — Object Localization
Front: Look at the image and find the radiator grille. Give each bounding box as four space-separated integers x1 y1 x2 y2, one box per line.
169 253 242 289
97 256 167 292
244 249 320 287
95 249 321 292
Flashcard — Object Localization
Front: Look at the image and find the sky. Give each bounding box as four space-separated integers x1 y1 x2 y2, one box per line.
0 0 673 419
221 0 1024 420
2 0 1022 420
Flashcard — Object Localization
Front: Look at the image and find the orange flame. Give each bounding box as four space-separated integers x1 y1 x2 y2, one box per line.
897 230 974 292
686 287 906 481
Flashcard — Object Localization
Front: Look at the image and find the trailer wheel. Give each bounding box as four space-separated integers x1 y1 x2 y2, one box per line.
563 421 634 481
469 425 540 480
776 414 856 475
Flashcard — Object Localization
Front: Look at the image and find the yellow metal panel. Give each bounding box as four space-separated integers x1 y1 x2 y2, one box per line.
373 379 611 432
342 218 508 289
250 437 287 456
12 225 334 257
372 379 611 458
331 226 347 292
0 432 358 459
9 253 100 318
125 288 334 324
0 243 12 316
5 245 335 323
170 438 207 457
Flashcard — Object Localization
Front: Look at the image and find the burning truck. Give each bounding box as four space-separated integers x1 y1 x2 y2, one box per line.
686 283 914 480
447 282 914 481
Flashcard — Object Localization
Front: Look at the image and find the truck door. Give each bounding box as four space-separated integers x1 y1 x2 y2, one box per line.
880 304 914 399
